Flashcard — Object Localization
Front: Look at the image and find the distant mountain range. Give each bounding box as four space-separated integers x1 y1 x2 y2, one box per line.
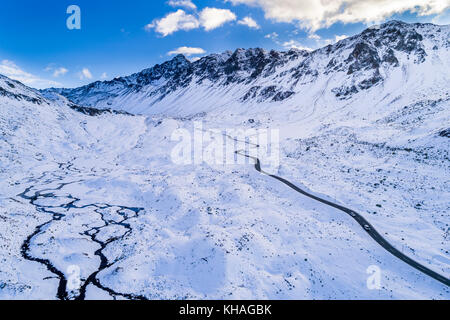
41 20 449 116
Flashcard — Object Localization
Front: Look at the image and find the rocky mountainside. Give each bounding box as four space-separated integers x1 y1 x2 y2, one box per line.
0 73 135 175
43 21 449 116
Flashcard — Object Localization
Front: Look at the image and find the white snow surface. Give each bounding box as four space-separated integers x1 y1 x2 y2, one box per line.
0 21 449 299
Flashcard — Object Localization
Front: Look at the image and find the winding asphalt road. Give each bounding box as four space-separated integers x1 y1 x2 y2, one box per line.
236 150 450 288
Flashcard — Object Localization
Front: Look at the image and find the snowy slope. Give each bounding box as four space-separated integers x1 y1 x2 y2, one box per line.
1 20 449 300
44 21 449 118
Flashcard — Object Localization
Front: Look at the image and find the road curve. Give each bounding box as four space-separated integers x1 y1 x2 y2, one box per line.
236 150 450 288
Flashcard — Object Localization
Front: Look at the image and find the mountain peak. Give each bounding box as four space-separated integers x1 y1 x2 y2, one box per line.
380 20 409 27
169 54 190 65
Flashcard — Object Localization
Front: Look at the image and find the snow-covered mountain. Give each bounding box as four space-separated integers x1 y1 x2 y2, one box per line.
1 21 449 300
44 20 449 117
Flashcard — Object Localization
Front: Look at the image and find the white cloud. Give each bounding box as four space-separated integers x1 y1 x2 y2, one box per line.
432 9 450 25
238 16 260 29
79 68 93 80
145 8 239 37
167 0 197 10
146 7 238 36
334 34 348 42
0 60 60 89
265 32 278 39
53 67 68 78
145 9 199 36
227 0 450 30
45 65 69 77
199 7 237 31
304 33 348 48
282 40 313 51
100 72 108 80
168 46 206 56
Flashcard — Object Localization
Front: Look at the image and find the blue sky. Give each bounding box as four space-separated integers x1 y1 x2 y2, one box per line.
0 0 449 89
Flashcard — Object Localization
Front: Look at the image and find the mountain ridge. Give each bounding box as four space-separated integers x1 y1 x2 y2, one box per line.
41 20 449 115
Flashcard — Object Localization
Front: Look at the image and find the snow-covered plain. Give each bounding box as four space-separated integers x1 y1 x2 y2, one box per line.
0 21 449 299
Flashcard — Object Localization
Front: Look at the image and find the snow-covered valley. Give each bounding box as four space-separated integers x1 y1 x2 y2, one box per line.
0 21 449 299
